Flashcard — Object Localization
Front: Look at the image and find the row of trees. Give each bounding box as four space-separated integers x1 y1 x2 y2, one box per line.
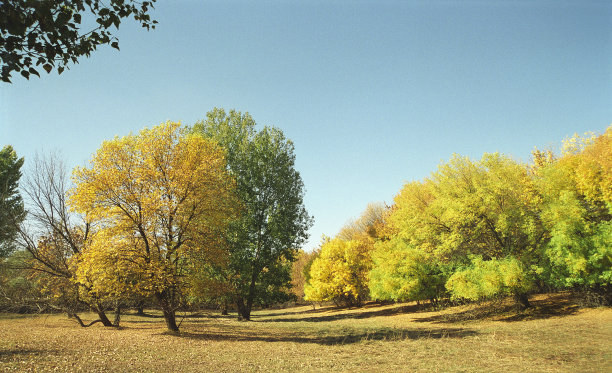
0 109 312 331
303 126 611 308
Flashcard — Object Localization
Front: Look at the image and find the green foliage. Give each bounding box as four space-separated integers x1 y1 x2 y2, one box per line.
1 0 157 82
427 152 545 263
192 108 312 319
363 126 611 307
374 152 544 305
0 250 40 312
537 129 612 290
369 238 447 303
0 145 25 258
446 256 533 301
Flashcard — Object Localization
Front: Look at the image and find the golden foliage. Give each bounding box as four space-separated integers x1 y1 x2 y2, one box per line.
304 234 373 305
69 122 237 301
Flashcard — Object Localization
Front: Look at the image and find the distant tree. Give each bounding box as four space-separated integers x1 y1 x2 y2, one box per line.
1 0 157 82
0 250 41 313
290 249 319 302
304 236 373 306
70 122 236 331
192 109 312 320
337 202 388 241
305 203 388 307
0 145 25 257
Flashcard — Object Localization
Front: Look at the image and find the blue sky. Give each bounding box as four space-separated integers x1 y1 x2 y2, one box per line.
1 0 611 251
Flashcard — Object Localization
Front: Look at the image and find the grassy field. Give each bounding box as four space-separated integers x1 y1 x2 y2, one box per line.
1 293 610 372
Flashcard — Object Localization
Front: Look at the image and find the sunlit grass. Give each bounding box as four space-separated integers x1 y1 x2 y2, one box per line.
1 293 610 372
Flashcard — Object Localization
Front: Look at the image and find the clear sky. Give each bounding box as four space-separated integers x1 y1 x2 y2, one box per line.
1 0 611 251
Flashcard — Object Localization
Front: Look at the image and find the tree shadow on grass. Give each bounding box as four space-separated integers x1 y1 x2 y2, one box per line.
0 348 53 361
123 311 229 321
255 303 424 323
173 326 478 345
414 293 581 324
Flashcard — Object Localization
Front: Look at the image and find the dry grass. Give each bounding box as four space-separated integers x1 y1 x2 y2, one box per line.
1 293 610 372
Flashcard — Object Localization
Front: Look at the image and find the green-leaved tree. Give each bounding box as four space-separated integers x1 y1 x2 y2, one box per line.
0 145 25 258
192 108 312 320
1 0 157 82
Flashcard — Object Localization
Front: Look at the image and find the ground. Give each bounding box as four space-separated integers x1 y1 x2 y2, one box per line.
0 293 610 372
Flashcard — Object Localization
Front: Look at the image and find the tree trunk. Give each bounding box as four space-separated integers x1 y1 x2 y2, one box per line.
162 307 179 331
94 303 114 327
514 292 531 309
136 300 145 315
241 268 260 321
236 297 250 321
113 301 121 326
156 292 179 331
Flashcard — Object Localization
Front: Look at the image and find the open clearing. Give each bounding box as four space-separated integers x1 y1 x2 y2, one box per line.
1 293 610 372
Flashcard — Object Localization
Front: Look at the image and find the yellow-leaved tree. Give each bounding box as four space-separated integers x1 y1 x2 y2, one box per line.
304 203 386 306
304 236 373 306
70 122 236 331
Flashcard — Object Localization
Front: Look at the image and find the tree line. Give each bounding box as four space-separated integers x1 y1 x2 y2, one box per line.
301 126 611 309
0 109 312 331
2 121 609 331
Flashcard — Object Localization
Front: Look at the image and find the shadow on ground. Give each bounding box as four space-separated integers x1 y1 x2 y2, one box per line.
256 303 425 323
414 293 581 324
173 326 478 345
0 348 53 361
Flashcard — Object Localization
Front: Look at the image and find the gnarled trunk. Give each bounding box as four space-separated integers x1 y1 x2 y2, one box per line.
162 308 179 331
96 311 114 327
93 303 114 327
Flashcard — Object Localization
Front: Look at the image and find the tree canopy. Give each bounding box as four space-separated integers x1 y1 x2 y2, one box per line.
362 126 612 308
1 0 156 82
305 203 386 306
70 122 236 331
192 108 312 320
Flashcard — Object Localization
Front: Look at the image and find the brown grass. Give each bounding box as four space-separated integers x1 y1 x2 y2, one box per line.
0 293 610 372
